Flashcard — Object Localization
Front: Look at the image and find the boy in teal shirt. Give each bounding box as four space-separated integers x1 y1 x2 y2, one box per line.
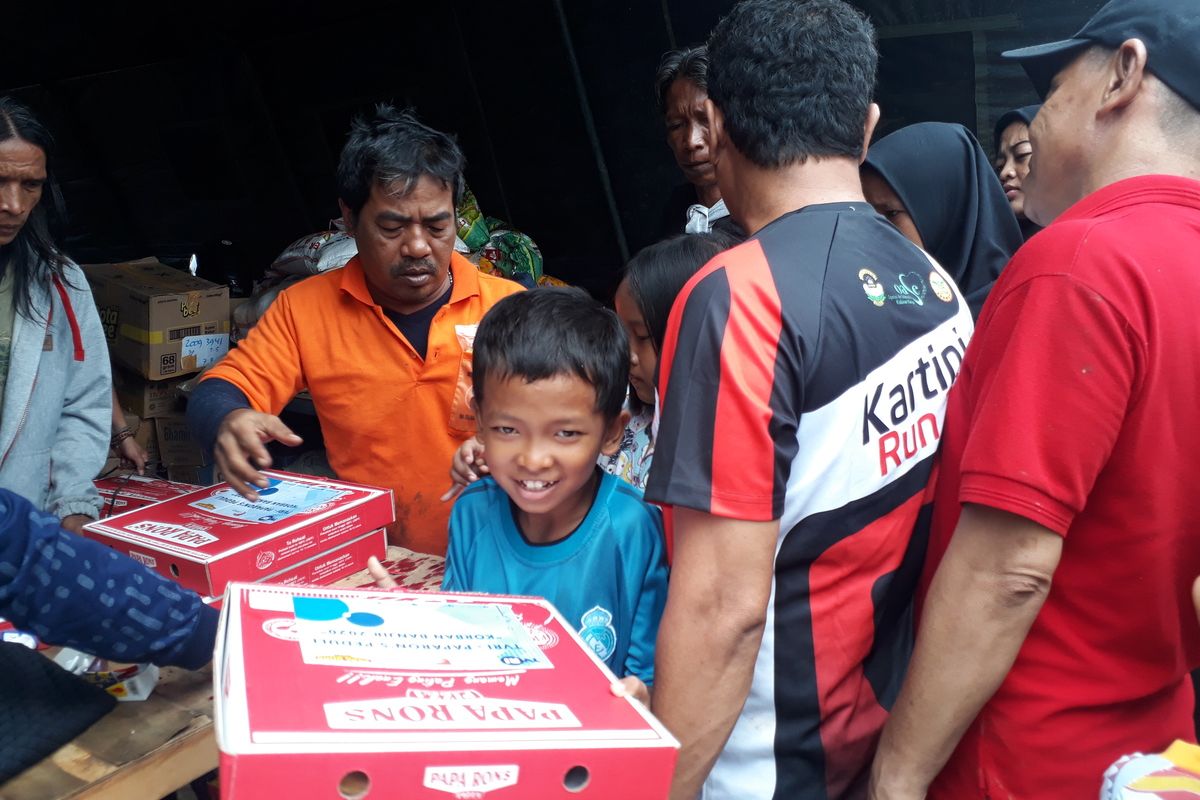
372 288 668 699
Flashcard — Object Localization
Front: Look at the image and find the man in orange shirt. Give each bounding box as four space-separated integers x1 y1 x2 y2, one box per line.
187 105 522 555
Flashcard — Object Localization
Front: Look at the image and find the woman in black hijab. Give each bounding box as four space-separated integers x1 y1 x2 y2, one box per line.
861 122 1023 319
993 104 1042 239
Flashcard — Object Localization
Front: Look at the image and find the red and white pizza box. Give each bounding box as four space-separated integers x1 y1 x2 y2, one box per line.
82 470 394 598
214 584 679 800
94 474 199 517
201 528 388 610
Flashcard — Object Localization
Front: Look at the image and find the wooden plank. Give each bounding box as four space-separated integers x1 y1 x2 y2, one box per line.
0 666 216 800
61 721 216 800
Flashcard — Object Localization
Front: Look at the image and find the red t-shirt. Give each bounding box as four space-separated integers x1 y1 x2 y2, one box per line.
925 175 1200 799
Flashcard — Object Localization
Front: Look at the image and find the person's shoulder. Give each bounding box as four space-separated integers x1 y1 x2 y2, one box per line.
673 237 762 308
57 258 96 298
278 268 343 301
1006 210 1140 283
474 269 525 303
454 476 505 513
597 473 663 537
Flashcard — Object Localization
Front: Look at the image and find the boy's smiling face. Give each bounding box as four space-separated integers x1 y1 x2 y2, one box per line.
476 372 628 543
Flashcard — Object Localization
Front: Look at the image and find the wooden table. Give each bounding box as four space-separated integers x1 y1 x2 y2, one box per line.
0 665 215 800
0 546 444 800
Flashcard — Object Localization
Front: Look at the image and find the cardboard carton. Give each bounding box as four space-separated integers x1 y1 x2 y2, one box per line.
82 471 394 597
214 584 679 799
114 367 183 419
84 258 230 380
155 413 207 470
95 474 199 518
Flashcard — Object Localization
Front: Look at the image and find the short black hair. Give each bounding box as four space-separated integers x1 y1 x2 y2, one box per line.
473 288 629 422
335 104 465 218
624 232 734 353
707 0 878 167
655 45 710 114
0 96 70 320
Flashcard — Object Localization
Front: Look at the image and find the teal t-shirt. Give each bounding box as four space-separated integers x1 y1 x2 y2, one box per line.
444 470 668 684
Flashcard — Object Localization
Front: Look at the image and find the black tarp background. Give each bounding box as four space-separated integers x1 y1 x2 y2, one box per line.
2 0 1104 299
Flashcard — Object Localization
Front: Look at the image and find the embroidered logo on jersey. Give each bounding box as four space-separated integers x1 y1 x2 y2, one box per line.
859 269 886 306
889 272 927 306
579 606 616 662
929 270 954 303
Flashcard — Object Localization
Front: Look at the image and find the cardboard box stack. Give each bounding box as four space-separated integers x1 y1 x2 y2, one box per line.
82 470 393 599
154 413 210 485
214 584 679 799
113 366 184 420
84 257 230 381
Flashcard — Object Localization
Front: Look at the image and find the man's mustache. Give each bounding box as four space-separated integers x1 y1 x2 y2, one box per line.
389 258 436 277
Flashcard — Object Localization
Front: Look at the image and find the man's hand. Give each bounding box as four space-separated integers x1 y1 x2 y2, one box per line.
367 556 398 589
868 505 1062 799
60 514 93 534
442 436 488 502
118 435 148 475
213 408 302 500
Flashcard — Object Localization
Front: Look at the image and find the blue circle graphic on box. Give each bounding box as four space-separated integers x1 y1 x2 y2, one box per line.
293 597 385 627
293 597 349 621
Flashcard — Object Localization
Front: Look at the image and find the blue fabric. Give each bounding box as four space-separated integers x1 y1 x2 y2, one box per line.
187 376 251 459
0 487 217 669
444 471 668 684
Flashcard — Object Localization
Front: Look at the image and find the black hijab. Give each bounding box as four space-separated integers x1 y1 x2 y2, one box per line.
864 122 1023 319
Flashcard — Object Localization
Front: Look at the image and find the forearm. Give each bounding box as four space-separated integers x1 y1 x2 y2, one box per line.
871 508 1061 798
188 377 251 456
0 491 217 668
653 585 767 799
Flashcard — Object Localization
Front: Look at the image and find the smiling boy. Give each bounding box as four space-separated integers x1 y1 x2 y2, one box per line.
438 288 668 696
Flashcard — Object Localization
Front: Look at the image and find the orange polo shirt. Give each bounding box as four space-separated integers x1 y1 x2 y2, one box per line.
202 253 523 555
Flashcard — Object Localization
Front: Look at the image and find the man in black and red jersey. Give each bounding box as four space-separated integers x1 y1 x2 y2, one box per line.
644 1 974 798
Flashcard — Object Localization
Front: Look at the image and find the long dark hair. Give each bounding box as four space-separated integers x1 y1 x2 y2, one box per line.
624 231 735 354
0 97 69 319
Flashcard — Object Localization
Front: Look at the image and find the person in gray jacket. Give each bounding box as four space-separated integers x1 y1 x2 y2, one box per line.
0 97 109 532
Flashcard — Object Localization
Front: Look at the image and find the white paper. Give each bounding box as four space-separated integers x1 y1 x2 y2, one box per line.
181 332 229 369
188 477 346 524
294 598 552 672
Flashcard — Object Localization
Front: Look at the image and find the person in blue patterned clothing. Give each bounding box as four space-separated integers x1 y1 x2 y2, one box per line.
373 288 668 701
0 486 216 669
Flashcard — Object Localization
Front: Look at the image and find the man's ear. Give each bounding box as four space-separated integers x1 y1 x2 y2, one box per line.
338 199 358 236
600 409 632 457
705 98 725 162
1099 38 1149 117
859 102 882 164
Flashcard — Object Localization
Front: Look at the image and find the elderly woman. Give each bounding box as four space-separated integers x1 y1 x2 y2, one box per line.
993 104 1042 239
653 46 744 240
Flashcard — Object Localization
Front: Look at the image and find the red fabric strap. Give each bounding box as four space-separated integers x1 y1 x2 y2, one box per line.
51 274 85 361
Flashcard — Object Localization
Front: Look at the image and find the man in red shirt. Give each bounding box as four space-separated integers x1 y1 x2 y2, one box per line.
869 1 1200 798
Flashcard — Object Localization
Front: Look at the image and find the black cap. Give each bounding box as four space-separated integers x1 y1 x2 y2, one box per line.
1002 0 1200 110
